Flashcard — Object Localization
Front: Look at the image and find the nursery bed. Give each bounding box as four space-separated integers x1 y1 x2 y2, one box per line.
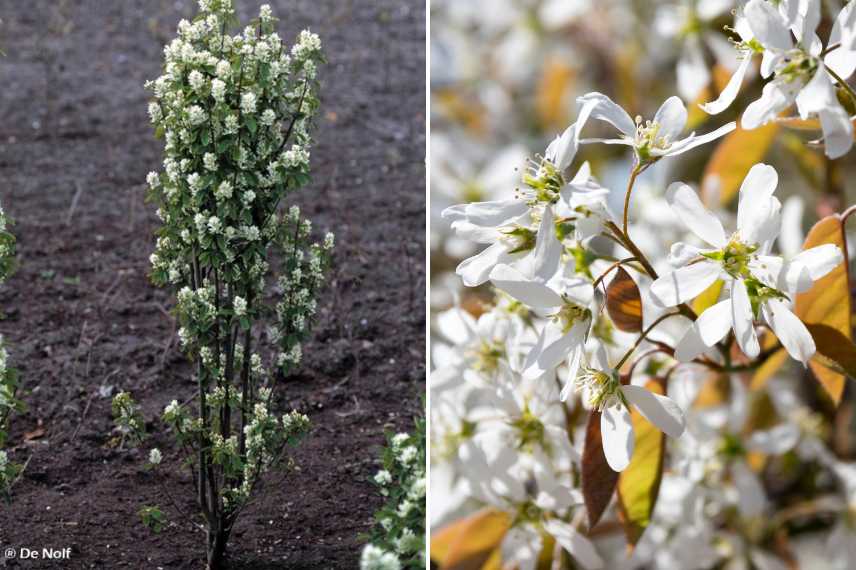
0 1 425 568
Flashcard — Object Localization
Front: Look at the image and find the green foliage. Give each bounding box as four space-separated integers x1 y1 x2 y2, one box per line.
139 505 167 533
361 414 426 570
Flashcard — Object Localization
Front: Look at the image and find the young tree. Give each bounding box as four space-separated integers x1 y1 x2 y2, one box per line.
144 1 331 566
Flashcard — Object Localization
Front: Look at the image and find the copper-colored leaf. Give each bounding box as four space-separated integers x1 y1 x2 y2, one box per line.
617 379 666 547
582 411 619 528
606 267 643 332
702 122 779 206
431 508 511 570
795 215 852 404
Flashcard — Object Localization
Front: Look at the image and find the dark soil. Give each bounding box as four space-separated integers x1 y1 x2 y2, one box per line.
0 1 425 568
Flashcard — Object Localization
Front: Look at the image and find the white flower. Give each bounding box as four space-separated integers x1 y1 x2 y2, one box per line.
260 109 276 126
146 172 160 189
576 92 736 164
650 164 843 364
233 296 247 317
359 544 401 570
259 4 273 22
149 448 163 465
573 343 686 472
216 60 231 79
702 0 855 158
203 152 217 171
187 105 207 125
215 180 233 200
488 248 593 381
211 78 226 102
373 469 392 486
188 69 205 91
241 92 257 114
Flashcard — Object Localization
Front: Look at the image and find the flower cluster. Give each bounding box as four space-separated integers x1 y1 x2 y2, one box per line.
142 2 331 565
360 416 426 570
112 391 146 448
433 1 853 567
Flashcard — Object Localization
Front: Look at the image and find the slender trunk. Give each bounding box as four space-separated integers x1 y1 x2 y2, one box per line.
206 525 230 570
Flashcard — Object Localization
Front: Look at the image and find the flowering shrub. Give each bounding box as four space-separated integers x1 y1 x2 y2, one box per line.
431 1 856 568
360 415 426 570
143 1 331 566
0 204 20 502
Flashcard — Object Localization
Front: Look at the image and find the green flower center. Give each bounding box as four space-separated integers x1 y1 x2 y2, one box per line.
511 404 547 452
554 301 591 334
521 157 565 205
634 117 672 162
500 226 537 254
470 340 506 374
575 367 623 411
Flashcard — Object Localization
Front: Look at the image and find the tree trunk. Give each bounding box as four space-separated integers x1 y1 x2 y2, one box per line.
207 526 230 570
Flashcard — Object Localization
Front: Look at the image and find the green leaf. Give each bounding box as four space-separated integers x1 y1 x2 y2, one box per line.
245 116 257 134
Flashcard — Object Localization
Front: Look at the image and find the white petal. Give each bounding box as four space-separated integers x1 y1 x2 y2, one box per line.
796 66 837 118
677 38 710 102
666 182 727 247
731 280 760 358
732 459 767 517
762 299 815 364
543 519 605 570
546 122 578 171
746 422 800 454
662 122 736 156
818 106 854 159
654 96 688 141
674 324 711 362
456 242 513 286
696 299 734 346
501 525 541 570
737 163 778 235
779 196 805 257
576 92 636 137
532 207 562 282
791 244 844 281
668 242 703 266
524 321 587 379
490 264 563 308
461 199 529 226
700 55 754 115
561 345 584 401
650 262 722 307
825 2 856 79
741 80 798 130
745 0 794 50
601 404 634 472
622 385 686 438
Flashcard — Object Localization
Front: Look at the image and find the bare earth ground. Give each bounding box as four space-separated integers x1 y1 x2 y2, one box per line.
0 1 425 567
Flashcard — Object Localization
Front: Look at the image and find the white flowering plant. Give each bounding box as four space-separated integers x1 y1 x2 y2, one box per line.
0 204 21 502
143 1 331 567
431 1 856 568
360 415 426 570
